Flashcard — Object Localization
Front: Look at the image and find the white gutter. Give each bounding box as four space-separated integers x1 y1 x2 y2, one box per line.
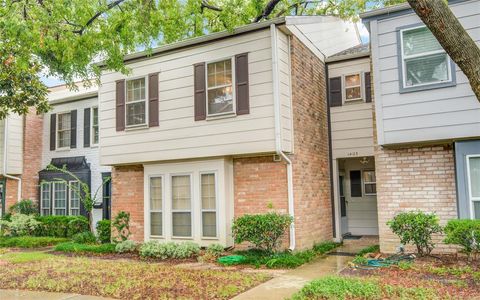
2 118 21 202
271 24 296 251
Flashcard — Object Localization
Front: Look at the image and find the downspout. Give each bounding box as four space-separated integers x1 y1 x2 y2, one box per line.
2 118 22 202
271 24 296 251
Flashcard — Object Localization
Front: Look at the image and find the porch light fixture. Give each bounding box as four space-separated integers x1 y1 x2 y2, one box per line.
359 157 370 165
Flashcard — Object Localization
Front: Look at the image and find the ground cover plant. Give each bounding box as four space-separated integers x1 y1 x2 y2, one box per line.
0 250 270 299
54 242 116 254
0 236 68 248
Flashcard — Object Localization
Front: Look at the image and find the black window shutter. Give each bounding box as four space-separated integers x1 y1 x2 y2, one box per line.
235 53 250 115
70 110 77 148
350 170 362 197
84 108 91 148
365 72 372 103
329 77 342 107
194 63 206 121
50 114 56 151
148 73 159 127
116 80 126 131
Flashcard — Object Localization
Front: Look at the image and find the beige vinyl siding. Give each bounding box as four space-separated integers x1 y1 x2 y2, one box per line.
0 115 24 175
277 29 293 152
329 58 374 159
100 29 288 165
370 0 480 146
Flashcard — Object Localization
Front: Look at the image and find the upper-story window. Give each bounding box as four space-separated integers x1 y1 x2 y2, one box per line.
57 112 71 149
400 26 453 89
344 74 362 101
207 59 234 116
126 78 147 127
91 107 99 145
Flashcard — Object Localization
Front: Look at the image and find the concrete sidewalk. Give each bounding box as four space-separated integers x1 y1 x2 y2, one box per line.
0 290 114 300
233 236 378 300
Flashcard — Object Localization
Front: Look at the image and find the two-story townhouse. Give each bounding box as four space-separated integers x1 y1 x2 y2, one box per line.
38 84 111 225
99 16 361 249
325 44 379 240
361 0 480 253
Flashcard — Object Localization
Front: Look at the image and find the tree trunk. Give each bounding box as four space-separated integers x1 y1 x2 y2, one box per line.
407 0 480 102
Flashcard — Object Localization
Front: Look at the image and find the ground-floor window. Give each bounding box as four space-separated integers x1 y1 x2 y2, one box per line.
69 181 80 216
172 175 192 237
150 176 163 237
467 155 480 219
201 173 217 238
54 182 67 216
41 182 51 216
41 181 83 216
363 170 377 195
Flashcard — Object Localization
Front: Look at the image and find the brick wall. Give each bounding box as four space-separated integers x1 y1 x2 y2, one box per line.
375 144 458 253
3 177 19 212
22 109 43 202
111 165 144 242
290 36 333 249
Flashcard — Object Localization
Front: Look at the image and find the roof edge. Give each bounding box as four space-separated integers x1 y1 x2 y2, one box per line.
326 51 370 63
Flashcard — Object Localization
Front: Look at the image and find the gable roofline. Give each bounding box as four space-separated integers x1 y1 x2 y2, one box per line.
360 0 472 24
326 44 370 63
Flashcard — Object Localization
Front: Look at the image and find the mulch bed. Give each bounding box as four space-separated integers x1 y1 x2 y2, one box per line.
342 254 480 299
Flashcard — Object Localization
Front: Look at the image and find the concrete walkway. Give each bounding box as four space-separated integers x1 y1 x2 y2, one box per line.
233 236 378 300
0 290 113 300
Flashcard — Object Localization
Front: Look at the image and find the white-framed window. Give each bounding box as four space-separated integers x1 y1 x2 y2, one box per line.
91 106 99 145
57 112 71 149
126 77 147 127
201 173 217 238
40 182 51 216
69 181 80 216
150 176 163 237
171 175 192 237
53 182 67 216
344 73 362 101
206 58 235 116
400 25 452 88
363 170 376 195
467 155 480 219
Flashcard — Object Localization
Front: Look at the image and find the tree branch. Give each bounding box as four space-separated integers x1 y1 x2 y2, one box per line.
254 0 282 22
407 0 480 102
201 0 222 12
73 0 127 35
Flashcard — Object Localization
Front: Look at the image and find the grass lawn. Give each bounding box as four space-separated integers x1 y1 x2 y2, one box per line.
0 250 270 299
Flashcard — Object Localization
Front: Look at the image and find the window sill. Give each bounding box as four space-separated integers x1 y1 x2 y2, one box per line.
171 236 194 240
399 80 456 94
55 147 71 152
125 124 149 131
201 236 219 240
206 113 236 121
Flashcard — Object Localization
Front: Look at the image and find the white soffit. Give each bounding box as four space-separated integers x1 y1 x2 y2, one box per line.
48 83 98 103
286 16 361 60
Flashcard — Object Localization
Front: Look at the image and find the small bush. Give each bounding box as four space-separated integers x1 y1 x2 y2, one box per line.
313 241 339 255
0 214 40 236
444 219 480 259
115 240 137 253
96 220 111 244
35 216 89 238
232 212 293 252
265 251 315 269
72 231 97 244
112 211 131 242
54 242 116 254
0 236 68 248
356 245 380 257
9 199 38 215
139 241 200 259
387 211 442 256
206 243 224 256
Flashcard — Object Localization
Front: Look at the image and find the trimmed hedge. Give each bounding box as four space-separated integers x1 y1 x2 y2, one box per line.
444 219 480 257
54 242 116 254
34 216 89 238
0 236 69 248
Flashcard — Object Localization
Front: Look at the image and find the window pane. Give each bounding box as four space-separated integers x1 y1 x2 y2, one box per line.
474 202 480 220
151 212 162 236
58 113 71 131
405 53 449 87
403 27 442 56
92 107 99 144
126 78 146 102
54 182 67 216
345 74 360 87
126 102 146 126
202 212 216 237
208 86 234 115
201 174 216 210
345 87 361 100
365 183 377 195
150 177 162 210
469 157 480 198
70 182 80 215
41 183 51 216
172 176 191 210
172 212 191 237
363 171 376 183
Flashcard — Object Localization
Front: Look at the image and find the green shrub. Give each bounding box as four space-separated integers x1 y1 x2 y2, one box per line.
387 211 442 256
206 243 224 256
112 211 130 242
35 216 89 238
313 241 339 255
115 240 137 253
0 214 40 236
96 220 111 244
139 241 200 259
72 231 97 244
54 242 116 254
232 212 293 252
265 251 315 269
0 236 68 248
444 219 480 258
356 245 380 257
9 199 38 215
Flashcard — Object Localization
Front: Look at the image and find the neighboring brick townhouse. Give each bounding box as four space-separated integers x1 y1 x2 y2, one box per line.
98 16 360 249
